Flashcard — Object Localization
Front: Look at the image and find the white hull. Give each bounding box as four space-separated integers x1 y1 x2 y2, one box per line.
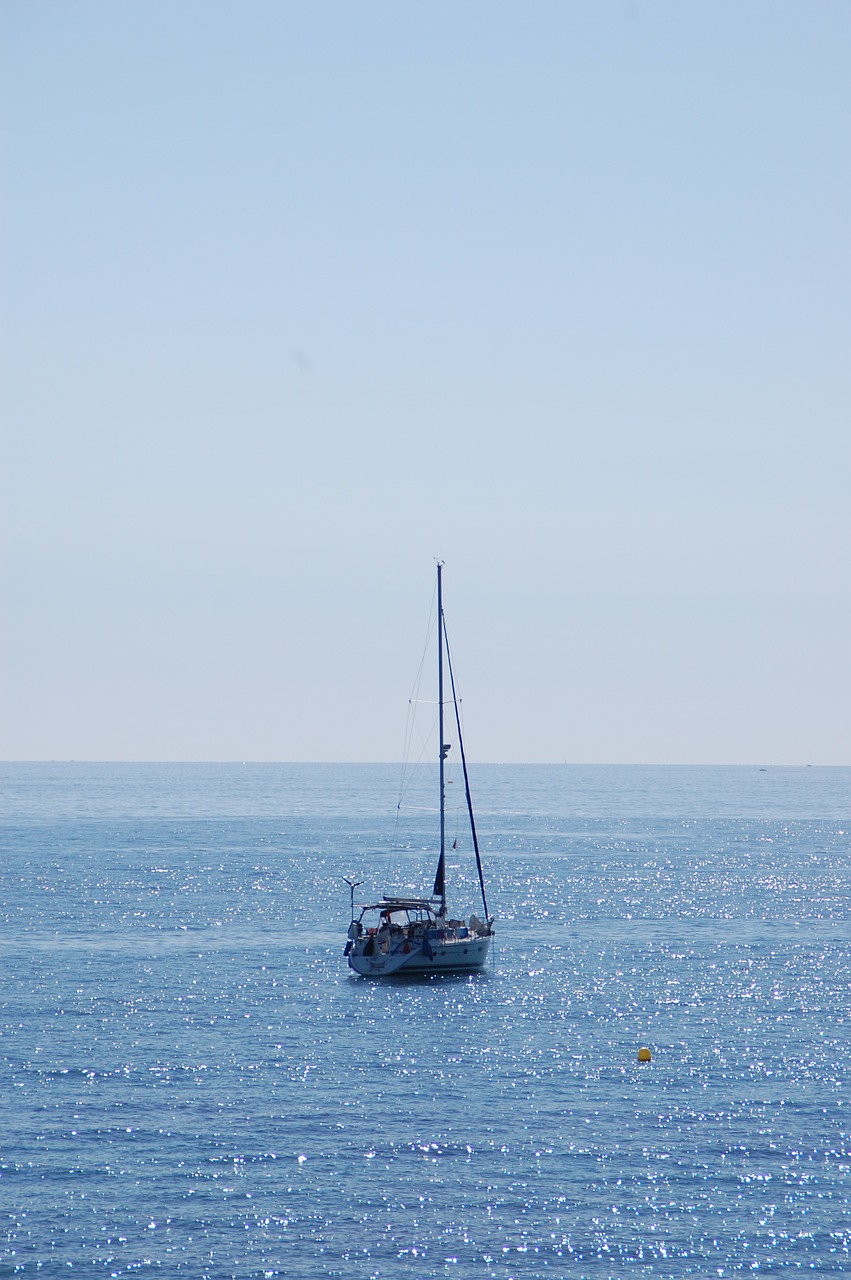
348 934 491 977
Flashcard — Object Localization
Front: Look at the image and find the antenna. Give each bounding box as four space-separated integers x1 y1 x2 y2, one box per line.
343 878 364 922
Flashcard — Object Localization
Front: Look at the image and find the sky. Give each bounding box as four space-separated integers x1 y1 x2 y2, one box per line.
1 0 849 764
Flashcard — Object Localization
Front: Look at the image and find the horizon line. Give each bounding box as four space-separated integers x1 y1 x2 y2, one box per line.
0 759 844 769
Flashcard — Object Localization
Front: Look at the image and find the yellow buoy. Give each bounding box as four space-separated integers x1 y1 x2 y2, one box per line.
637 1046 652 1063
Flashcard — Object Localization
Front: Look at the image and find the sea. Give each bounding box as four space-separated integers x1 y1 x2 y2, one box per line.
0 761 848 1279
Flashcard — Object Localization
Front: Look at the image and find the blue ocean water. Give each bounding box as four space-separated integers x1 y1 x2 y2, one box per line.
0 762 848 1278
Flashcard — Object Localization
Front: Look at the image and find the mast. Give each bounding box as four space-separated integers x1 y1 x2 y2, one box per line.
433 561 447 912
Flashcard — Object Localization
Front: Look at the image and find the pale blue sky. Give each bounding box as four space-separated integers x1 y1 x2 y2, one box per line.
2 1 849 763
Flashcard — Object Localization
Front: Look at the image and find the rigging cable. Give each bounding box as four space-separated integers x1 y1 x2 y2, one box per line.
442 614 490 922
391 580 439 883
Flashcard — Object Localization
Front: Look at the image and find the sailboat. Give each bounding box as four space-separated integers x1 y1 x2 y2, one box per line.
344 563 494 977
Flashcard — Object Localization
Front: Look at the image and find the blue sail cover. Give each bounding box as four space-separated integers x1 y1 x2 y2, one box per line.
432 850 445 900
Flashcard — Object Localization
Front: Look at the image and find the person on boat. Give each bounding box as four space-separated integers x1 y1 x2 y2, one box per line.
376 911 393 953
